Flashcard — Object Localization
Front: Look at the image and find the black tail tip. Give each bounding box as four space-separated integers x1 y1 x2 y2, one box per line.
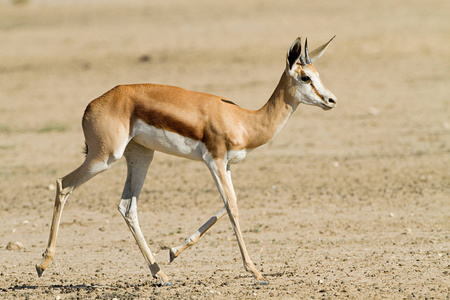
82 142 89 156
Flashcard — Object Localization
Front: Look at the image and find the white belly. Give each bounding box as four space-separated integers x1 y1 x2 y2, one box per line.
132 119 205 161
227 148 251 164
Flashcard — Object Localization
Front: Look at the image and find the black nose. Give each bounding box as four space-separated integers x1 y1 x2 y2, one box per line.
328 98 336 104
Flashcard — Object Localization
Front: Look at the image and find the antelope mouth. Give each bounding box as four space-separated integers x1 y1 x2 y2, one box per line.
321 99 336 110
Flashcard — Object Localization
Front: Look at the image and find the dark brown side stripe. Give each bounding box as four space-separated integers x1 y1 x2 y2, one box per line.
134 103 204 141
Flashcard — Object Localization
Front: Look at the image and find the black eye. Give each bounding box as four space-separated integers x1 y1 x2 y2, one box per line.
300 76 311 82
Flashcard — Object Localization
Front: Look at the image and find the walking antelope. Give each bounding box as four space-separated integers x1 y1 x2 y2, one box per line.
36 37 336 285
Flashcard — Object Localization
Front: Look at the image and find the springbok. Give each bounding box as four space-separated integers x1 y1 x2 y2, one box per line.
36 37 336 285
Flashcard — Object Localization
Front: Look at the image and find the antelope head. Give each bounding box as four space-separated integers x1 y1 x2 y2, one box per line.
286 36 337 110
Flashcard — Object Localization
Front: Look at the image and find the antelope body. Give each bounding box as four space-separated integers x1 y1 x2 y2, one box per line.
36 37 337 285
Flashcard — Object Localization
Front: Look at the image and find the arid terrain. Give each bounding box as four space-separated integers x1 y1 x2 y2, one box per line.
0 0 449 299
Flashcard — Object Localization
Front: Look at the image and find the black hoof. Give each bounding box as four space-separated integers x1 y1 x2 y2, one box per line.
255 280 269 285
169 249 176 263
35 265 44 278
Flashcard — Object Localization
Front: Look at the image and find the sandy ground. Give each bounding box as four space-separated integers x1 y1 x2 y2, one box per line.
0 0 449 299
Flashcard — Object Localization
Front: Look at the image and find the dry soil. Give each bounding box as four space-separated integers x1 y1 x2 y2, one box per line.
0 1 449 299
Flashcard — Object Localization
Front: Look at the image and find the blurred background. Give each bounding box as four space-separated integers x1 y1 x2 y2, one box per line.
0 0 449 298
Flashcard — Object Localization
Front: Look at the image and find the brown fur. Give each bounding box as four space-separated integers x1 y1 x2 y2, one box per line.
81 79 295 159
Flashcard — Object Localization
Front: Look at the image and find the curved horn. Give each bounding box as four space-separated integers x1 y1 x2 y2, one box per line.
304 38 312 64
298 37 306 66
299 53 306 66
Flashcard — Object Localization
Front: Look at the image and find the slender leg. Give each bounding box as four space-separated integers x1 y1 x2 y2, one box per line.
169 162 240 261
117 141 172 285
205 157 267 284
36 156 112 277
35 178 71 277
170 206 227 262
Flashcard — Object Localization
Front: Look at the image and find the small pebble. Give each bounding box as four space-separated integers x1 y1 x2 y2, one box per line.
443 121 450 130
6 241 24 250
368 106 380 116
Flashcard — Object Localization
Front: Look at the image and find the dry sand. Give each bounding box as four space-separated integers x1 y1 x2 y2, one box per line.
0 0 449 299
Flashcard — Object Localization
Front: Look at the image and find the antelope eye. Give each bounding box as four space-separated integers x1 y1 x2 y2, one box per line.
300 76 311 82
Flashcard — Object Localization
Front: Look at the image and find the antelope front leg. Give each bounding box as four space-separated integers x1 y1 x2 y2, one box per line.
170 206 227 262
224 199 267 284
207 158 267 284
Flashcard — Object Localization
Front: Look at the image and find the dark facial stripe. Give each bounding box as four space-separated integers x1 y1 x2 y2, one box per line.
311 83 325 102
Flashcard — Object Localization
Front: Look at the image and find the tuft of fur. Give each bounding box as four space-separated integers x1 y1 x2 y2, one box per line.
82 142 89 156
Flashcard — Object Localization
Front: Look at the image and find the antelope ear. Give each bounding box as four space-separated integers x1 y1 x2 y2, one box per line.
310 35 336 63
286 37 302 70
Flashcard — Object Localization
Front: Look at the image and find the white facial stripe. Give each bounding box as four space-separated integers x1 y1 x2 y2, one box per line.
293 67 331 107
310 74 328 98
